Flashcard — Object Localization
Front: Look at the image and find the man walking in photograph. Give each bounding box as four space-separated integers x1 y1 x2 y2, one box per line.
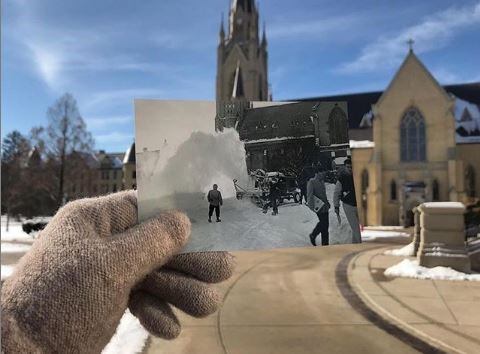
207 184 223 222
307 163 330 246
334 158 362 243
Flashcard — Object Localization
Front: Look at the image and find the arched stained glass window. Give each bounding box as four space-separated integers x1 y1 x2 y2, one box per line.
400 107 426 162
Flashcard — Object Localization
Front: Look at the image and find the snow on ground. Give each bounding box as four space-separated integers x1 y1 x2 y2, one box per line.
385 259 480 281
1 265 15 281
1 242 32 253
144 183 356 253
384 242 415 256
363 226 405 231
102 310 149 354
361 229 410 241
1 218 36 243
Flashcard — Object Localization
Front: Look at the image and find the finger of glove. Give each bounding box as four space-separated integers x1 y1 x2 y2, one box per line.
106 210 191 282
129 291 181 339
140 269 221 318
164 252 236 283
55 190 138 239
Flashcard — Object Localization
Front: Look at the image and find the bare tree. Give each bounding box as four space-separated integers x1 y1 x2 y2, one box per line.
43 93 94 206
1 131 31 229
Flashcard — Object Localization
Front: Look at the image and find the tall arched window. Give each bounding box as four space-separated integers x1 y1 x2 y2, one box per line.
465 165 476 198
329 106 348 144
361 169 369 194
390 180 397 201
432 179 440 201
400 107 426 162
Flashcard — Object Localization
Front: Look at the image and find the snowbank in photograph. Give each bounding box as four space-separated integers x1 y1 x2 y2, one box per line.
102 310 149 354
383 242 415 256
385 259 480 281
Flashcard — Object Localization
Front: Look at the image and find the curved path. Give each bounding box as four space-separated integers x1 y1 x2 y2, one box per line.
147 243 422 354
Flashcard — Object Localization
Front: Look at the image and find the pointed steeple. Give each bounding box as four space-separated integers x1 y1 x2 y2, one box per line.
261 21 267 47
219 12 225 43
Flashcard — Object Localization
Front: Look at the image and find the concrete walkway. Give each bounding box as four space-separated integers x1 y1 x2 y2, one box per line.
349 247 480 354
147 243 420 354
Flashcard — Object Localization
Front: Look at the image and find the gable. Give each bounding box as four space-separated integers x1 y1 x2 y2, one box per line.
376 51 451 109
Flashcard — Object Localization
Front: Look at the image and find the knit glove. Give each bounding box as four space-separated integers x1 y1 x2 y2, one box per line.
1 191 235 353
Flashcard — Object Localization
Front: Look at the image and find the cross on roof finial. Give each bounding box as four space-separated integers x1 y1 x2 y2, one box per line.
407 38 415 52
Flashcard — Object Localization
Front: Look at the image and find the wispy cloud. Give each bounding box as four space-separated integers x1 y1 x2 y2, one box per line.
268 13 366 41
95 131 134 145
337 1 480 74
83 89 166 111
84 115 132 130
5 1 188 92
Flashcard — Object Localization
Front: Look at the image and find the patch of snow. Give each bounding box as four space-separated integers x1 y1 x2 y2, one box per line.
384 259 480 281
384 242 415 256
1 265 15 281
1 224 36 243
349 140 374 149
364 226 405 231
1 242 32 253
102 310 149 354
361 229 410 241
359 109 374 128
453 96 480 143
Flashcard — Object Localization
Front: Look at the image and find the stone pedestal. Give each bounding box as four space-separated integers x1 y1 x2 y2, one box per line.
412 207 421 256
417 202 471 273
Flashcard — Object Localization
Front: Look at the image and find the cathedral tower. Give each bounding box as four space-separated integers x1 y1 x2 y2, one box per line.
216 0 269 103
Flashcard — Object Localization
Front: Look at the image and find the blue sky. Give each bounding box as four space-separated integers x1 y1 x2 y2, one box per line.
2 0 480 152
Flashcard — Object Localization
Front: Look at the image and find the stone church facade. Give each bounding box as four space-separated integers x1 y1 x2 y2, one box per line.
215 0 480 226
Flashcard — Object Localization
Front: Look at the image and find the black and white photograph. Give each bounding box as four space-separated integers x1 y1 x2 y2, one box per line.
136 99 362 252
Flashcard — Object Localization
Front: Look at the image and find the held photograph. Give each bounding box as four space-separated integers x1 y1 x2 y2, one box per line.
135 99 362 252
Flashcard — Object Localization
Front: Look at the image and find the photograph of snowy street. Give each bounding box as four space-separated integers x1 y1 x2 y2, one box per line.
136 99 361 252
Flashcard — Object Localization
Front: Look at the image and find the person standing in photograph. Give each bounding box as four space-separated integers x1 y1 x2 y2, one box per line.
263 177 280 215
307 163 330 246
207 184 223 222
334 158 362 243
297 163 314 204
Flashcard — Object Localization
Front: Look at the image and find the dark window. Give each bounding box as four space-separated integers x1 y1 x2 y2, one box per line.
132 171 136 179
328 106 348 144
432 179 440 201
113 170 117 179
113 184 117 192
390 180 397 201
400 107 426 162
465 165 476 198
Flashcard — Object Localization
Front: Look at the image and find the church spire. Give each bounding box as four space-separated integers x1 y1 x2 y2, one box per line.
219 12 225 42
261 21 267 47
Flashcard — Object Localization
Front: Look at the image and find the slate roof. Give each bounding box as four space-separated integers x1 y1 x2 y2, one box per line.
293 82 480 130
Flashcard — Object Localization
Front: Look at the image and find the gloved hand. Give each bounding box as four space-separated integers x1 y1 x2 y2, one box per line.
1 191 235 353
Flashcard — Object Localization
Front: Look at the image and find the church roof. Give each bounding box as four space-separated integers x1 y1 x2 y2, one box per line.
293 82 480 130
123 142 136 164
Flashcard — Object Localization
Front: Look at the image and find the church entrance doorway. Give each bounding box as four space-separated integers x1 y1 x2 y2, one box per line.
400 181 427 227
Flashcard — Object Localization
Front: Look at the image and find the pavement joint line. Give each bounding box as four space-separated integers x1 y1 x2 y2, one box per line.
336 247 448 354
367 251 480 347
431 280 460 326
216 253 279 354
